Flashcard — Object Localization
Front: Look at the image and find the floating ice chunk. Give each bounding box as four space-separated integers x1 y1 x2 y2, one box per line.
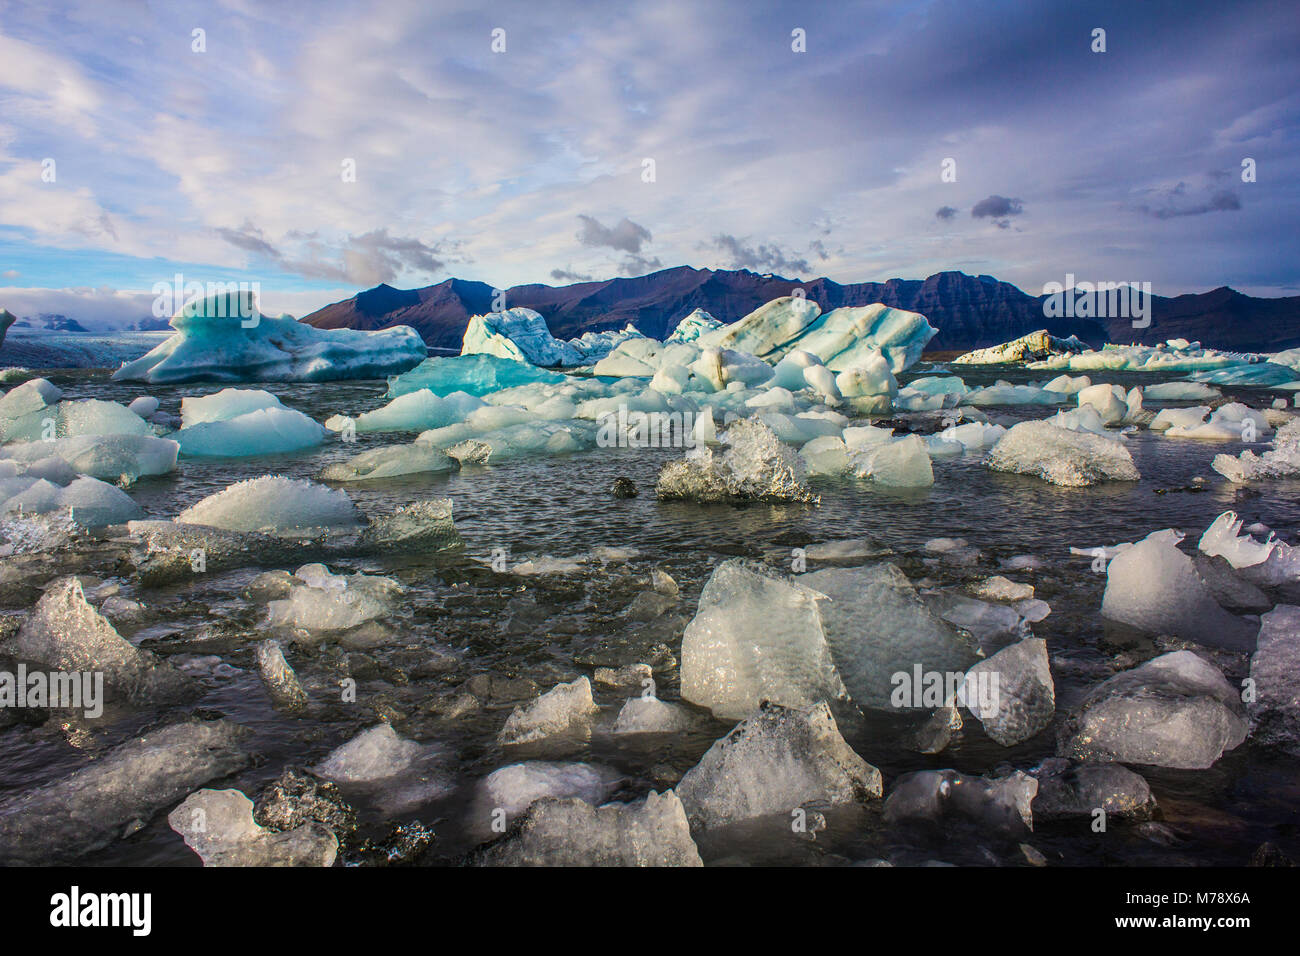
799 435 851 476
113 292 426 384
907 375 969 398
499 677 600 746
472 762 622 834
656 418 817 504
388 354 568 399
835 351 898 401
1076 383 1127 425
266 563 404 631
1198 510 1300 586
3 435 179 481
319 442 457 481
1211 418 1300 482
336 389 486 434
5 398 157 442
127 395 159 418
667 308 723 343
842 424 895 449
771 349 823 390
0 377 62 421
4 577 193 703
936 421 1006 451
676 701 881 830
1144 381 1221 401
176 476 362 534
1165 402 1269 440
804 563 979 711
169 789 337 866
180 388 284 427
476 790 702 866
1041 373 1092 395
680 560 846 719
987 419 1139 486
256 638 308 708
1248 606 1300 751
969 576 1035 602
1030 759 1155 821
0 474 143 526
0 720 248 865
613 696 700 735
961 383 1064 407
1198 511 1275 568
883 769 1037 838
445 420 597 464
175 406 327 457
315 724 425 783
960 638 1055 746
849 434 934 487
1059 650 1248 768
1149 405 1209 432
1101 530 1257 649
924 590 1029 646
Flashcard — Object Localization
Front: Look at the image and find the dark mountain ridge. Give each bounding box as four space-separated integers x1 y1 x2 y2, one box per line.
301 267 1300 354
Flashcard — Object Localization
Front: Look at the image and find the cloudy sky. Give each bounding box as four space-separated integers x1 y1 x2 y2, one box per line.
1 0 1297 326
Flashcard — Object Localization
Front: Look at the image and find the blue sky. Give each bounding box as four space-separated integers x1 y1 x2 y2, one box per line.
1 0 1298 327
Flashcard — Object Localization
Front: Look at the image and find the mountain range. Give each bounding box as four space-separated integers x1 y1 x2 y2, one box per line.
300 267 1300 354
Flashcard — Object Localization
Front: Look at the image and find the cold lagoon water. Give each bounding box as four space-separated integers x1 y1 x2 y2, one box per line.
2 354 1298 868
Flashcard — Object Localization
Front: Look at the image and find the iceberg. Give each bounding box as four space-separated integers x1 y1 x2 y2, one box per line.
680 559 977 718
849 434 934 487
0 720 248 865
666 308 723 343
656 418 817 504
960 638 1055 746
475 791 702 867
462 307 643 366
113 291 426 384
175 406 327 457
0 474 143 526
5 576 193 703
1031 759 1155 821
675 701 882 830
471 761 622 834
498 677 600 746
1 434 179 482
326 388 485 434
387 354 567 398
176 476 363 534
1058 650 1248 769
1248 606 1300 751
1212 417 1300 482
986 420 1140 486
952 330 1087 365
319 442 458 481
266 563 404 631
169 789 337 867
1101 530 1258 649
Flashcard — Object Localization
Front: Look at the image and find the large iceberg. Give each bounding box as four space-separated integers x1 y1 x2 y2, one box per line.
113 291 426 384
461 307 639 367
952 330 1087 365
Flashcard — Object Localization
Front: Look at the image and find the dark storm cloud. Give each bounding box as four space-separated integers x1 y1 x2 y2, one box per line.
576 215 653 255
971 196 1024 220
935 206 958 221
708 234 811 276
